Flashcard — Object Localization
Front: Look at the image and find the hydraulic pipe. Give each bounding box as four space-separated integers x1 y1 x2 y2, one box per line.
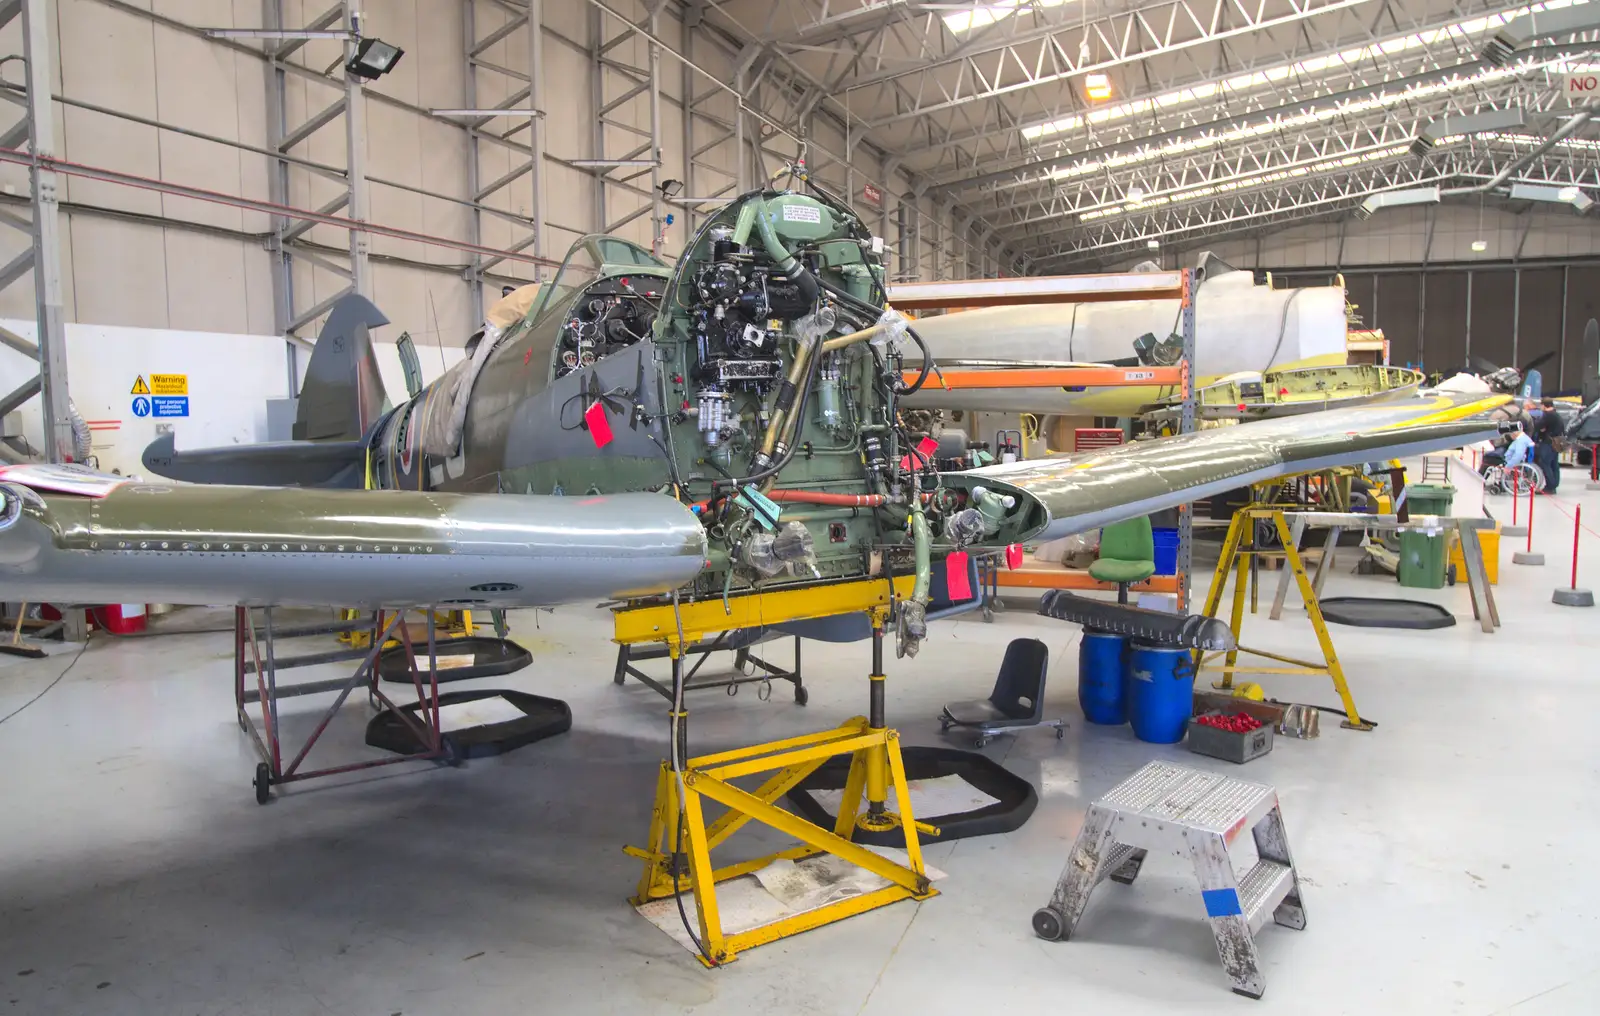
767 490 888 507
866 619 887 818
819 321 888 353
756 334 818 461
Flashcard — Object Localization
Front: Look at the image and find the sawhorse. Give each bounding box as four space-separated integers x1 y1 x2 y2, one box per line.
1198 506 1371 729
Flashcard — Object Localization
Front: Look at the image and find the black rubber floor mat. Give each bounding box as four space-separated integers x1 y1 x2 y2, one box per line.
365 688 571 760
376 636 532 683
1319 596 1456 629
786 745 1037 847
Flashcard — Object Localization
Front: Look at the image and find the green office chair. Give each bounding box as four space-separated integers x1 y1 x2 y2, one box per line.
1090 517 1156 604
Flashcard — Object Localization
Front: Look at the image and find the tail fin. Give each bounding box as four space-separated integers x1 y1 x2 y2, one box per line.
293 294 392 441
1520 369 1542 401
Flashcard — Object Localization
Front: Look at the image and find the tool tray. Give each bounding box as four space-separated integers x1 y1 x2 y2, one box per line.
1188 712 1274 764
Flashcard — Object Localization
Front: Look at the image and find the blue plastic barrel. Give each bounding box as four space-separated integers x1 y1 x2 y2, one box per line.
1077 632 1128 724
1152 527 1180 575
1125 643 1195 743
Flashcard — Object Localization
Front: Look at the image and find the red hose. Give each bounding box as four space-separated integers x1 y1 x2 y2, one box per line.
767 490 887 507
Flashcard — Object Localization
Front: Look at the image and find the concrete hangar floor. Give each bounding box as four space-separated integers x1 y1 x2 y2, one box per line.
0 482 1597 1015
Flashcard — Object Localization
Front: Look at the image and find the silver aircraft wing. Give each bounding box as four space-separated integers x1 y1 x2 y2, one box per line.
942 389 1511 544
0 464 706 608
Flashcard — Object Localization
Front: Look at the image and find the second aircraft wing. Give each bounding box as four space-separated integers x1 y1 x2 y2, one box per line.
942 389 1508 544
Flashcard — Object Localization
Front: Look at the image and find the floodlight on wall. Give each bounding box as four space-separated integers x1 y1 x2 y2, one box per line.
1471 239 1489 252
1146 239 1160 250
1126 184 1146 202
1084 74 1112 101
346 37 404 80
1353 185 1441 220
1481 4 1600 66
658 179 685 198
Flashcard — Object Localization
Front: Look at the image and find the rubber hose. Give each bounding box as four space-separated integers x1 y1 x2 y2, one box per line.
909 500 931 607
67 400 91 461
815 277 932 394
753 199 819 304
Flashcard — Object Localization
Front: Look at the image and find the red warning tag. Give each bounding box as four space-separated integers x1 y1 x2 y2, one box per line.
1005 543 1024 570
899 436 940 471
945 550 972 600
584 399 614 448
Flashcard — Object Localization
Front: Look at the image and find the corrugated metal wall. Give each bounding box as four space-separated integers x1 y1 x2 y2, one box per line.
1279 264 1600 390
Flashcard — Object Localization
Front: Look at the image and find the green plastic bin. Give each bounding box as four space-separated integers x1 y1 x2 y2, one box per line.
1405 482 1455 518
1398 527 1449 589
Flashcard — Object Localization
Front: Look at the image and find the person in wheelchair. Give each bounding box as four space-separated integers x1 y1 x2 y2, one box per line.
1482 424 1532 472
1482 423 1535 494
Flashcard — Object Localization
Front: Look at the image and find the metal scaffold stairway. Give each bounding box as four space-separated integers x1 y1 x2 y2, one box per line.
1031 762 1306 999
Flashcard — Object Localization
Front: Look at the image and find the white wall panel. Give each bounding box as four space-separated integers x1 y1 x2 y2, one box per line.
69 216 169 328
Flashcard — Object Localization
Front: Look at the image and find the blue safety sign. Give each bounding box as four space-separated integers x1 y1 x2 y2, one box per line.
131 396 150 417
151 396 189 418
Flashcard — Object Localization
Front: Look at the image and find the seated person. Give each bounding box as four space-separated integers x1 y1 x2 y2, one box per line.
1503 427 1533 469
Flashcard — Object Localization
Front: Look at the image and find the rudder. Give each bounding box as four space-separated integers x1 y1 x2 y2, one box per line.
294 294 392 441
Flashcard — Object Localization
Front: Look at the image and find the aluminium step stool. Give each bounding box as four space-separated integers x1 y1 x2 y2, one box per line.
1030 761 1306 999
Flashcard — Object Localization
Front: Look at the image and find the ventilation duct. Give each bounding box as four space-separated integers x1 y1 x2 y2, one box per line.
1481 4 1600 66
1354 186 1441 220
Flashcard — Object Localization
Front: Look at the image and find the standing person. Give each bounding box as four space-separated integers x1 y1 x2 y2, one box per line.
1534 397 1566 492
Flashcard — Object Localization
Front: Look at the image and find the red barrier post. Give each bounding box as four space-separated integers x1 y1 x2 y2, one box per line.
1512 481 1519 525
1574 506 1583 591
1592 446 1598 482
1527 484 1535 554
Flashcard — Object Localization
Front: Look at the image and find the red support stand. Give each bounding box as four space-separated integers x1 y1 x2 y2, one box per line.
234 607 449 803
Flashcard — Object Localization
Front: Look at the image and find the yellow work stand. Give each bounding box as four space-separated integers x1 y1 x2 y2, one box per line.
616 576 936 966
1198 506 1372 730
339 608 479 649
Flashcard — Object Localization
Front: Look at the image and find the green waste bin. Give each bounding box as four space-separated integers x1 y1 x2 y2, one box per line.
1398 526 1449 589
1405 482 1455 517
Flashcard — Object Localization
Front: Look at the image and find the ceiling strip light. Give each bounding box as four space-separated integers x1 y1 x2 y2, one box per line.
1023 0 1581 142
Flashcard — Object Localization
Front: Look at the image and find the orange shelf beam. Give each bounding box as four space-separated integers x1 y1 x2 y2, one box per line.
994 568 1180 593
903 366 1183 389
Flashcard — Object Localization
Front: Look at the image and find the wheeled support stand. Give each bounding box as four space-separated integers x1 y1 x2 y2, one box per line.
613 630 806 704
615 582 936 965
236 607 454 803
1033 762 1306 999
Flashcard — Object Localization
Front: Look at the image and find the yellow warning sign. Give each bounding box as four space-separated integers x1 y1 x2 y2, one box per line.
130 375 150 395
150 373 188 396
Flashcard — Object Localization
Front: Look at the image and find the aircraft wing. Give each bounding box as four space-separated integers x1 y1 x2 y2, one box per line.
0 464 706 609
946 389 1510 544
